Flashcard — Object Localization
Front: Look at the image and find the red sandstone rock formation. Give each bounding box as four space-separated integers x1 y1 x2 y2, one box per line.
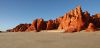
7 24 31 32
58 6 85 32
37 18 47 31
92 14 100 28
7 6 100 32
54 16 64 29
26 18 47 32
85 23 97 32
26 19 37 32
46 20 55 30
83 11 91 28
55 16 63 24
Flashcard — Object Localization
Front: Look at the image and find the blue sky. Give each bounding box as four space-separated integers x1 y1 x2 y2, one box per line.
0 0 100 31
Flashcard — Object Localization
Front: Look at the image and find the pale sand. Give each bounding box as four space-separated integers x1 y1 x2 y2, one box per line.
0 31 100 48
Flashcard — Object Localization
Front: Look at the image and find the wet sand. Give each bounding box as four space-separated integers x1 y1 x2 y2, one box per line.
0 31 100 48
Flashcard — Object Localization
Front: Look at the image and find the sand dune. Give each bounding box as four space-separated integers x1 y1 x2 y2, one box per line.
0 31 100 48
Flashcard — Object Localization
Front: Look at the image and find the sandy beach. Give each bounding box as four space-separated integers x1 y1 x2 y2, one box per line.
0 31 100 48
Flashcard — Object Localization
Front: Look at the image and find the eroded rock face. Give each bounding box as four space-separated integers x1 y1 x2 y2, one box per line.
58 6 85 32
83 11 91 28
55 16 63 24
54 16 63 29
46 20 55 30
92 14 100 28
7 6 100 32
37 18 47 31
85 23 96 32
7 24 31 32
26 19 37 32
26 18 47 32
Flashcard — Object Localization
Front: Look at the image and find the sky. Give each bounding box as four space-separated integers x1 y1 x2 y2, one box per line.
0 0 100 31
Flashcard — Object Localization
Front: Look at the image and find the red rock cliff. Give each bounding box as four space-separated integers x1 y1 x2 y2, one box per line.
7 6 100 32
58 6 85 32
